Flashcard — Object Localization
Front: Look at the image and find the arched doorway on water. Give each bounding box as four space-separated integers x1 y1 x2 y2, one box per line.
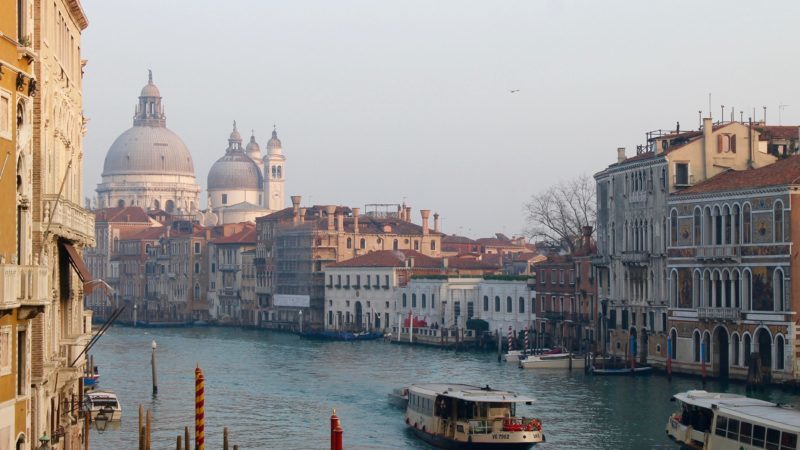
354 301 363 330
757 328 772 381
629 327 638 362
640 329 648 365
713 326 730 380
374 312 381 330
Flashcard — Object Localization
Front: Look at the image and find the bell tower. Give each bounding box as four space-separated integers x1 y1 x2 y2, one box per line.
264 125 286 211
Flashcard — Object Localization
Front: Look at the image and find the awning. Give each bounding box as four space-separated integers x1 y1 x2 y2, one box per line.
61 242 95 294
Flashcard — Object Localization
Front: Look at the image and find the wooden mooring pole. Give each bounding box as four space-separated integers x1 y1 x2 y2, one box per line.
223 427 229 450
139 405 145 450
146 408 152 450
184 426 190 450
151 340 159 395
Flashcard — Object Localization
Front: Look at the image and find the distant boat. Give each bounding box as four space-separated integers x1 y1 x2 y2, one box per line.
83 390 122 424
519 353 585 370
590 365 653 376
299 330 383 341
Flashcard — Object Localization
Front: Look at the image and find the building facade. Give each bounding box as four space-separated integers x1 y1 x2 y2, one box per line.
594 119 783 364
665 155 800 382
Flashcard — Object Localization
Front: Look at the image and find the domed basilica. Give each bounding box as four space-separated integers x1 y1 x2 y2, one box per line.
96 72 287 223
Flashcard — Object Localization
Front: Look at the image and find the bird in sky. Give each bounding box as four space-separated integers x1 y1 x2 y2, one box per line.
509 89 520 94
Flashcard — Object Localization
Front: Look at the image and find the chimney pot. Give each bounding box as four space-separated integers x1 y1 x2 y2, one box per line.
336 211 344 232
617 147 626 163
352 208 360 233
325 205 337 231
299 208 306 224
433 212 440 233
420 209 431 235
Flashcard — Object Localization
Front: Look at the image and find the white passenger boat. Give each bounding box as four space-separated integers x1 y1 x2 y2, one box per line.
405 383 544 449
83 390 122 422
503 350 524 363
388 386 409 408
666 390 800 449
518 353 585 370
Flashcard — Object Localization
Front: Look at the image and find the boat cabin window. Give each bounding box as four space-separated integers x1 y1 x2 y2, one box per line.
716 414 797 450
682 404 712 432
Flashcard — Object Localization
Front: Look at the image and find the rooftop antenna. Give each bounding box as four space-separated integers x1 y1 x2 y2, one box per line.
730 106 735 123
763 106 767 124
721 105 725 123
708 93 712 121
779 104 789 125
698 110 702 129
740 111 744 122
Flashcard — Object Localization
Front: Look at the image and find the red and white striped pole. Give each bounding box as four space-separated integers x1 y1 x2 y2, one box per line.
524 327 529 353
507 326 513 351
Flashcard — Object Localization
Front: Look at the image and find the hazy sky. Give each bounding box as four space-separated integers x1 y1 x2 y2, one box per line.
81 0 800 238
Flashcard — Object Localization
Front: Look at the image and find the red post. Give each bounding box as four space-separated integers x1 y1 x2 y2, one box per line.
334 424 343 450
330 409 340 450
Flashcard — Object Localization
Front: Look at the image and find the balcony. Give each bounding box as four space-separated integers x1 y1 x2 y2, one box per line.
696 246 740 262
0 264 49 309
621 252 650 265
219 264 240 272
542 312 564 321
42 195 95 243
697 307 740 321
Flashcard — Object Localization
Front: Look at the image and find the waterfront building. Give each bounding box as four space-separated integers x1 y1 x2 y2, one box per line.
476 234 530 255
96 72 201 213
0 2 38 447
664 155 800 382
534 255 579 350
594 119 786 364
85 207 160 319
240 249 257 327
441 235 482 255
28 0 94 447
324 250 449 332
255 199 442 329
208 224 256 323
397 276 535 343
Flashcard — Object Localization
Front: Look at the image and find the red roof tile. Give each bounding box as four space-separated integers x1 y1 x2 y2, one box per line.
213 226 257 245
755 125 799 141
329 250 442 268
675 155 800 195
93 206 153 223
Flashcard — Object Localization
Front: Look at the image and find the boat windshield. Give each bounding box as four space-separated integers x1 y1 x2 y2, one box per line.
677 401 713 433
90 399 119 408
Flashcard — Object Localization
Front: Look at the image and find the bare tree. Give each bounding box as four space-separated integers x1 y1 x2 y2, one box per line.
523 174 596 254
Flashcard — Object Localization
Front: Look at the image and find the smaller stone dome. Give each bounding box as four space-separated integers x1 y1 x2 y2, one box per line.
246 133 261 158
208 123 262 190
267 127 282 155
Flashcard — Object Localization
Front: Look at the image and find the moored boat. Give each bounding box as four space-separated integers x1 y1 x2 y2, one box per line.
299 330 384 341
666 390 800 449
518 353 585 370
405 383 544 449
83 390 123 423
590 365 652 376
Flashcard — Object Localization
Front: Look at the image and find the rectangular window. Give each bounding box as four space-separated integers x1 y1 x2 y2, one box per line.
0 93 10 139
739 421 752 445
569 270 575 285
17 329 25 395
467 302 474 319
221 194 228 205
781 432 797 450
675 163 690 186
609 310 617 329
0 326 11 376
454 301 461 318
384 275 389 288
727 418 740 441
194 242 201 254
753 425 766 447
715 416 728 437
766 428 780 450
621 310 629 330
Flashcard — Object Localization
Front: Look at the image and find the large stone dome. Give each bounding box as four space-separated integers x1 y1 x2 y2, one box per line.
102 126 195 176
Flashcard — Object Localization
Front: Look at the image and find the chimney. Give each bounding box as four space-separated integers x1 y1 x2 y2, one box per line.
420 209 431 235
442 257 449 269
702 117 713 179
299 208 306 224
291 196 301 224
617 147 626 163
433 212 440 233
581 226 593 249
325 205 336 231
336 211 344 231
405 207 412 222
397 205 403 220
352 207 360 233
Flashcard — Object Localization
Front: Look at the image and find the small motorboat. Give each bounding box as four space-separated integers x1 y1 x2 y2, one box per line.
519 352 585 370
590 365 653 376
300 330 384 341
83 391 122 422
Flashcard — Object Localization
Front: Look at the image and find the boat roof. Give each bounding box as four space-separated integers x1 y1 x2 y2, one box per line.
673 391 800 431
409 383 535 404
86 391 119 400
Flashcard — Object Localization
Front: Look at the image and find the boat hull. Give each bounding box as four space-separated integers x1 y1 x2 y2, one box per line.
409 425 538 450
519 355 585 370
591 366 653 376
300 331 383 341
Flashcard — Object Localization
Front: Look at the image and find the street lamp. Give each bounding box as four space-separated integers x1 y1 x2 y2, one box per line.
36 433 51 450
94 406 114 433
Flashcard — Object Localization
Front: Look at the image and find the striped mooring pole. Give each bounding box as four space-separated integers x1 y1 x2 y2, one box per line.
507 326 513 351
195 364 205 450
524 327 529 353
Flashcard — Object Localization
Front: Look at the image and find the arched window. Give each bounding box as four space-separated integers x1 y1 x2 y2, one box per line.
483 296 489 311
346 237 352 249
421 294 426 309
506 296 513 313
732 205 740 245
402 293 407 308
392 239 398 250
165 199 175 213
328 310 333 326
277 166 282 178
744 334 751 367
733 333 740 366
272 166 277 178
431 294 436 309
776 335 785 370
411 294 417 308
194 262 200 274
743 204 751 244
694 208 702 245
117 199 125 208
670 210 678 246
743 269 752 310
774 201 784 242
430 240 436 251
693 331 701 362
494 296 500 312
194 284 200 299
519 297 525 314
670 329 678 360
359 238 366 249
774 268 785 311
703 332 711 363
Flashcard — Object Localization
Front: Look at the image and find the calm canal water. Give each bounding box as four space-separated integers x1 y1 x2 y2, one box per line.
89 327 800 449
